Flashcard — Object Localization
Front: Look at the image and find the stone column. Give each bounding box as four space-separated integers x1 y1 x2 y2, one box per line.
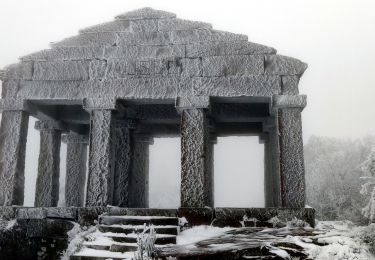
112 120 135 207
85 110 114 206
180 108 212 208
62 133 88 207
34 121 63 207
0 110 29 206
273 95 306 208
128 134 153 208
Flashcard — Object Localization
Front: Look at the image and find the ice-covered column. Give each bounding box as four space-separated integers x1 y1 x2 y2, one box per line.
0 99 29 206
177 96 213 208
34 120 63 207
62 133 88 207
112 120 135 207
128 134 153 208
84 98 116 206
273 94 307 208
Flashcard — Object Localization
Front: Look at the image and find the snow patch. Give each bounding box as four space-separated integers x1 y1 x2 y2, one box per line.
177 225 233 245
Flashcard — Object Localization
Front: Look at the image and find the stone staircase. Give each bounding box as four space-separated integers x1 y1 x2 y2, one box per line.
71 214 179 259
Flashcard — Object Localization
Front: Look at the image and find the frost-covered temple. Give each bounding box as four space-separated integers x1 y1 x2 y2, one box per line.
0 8 314 259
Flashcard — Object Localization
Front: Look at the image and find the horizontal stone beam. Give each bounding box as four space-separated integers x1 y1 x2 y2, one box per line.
34 120 66 131
272 95 307 109
83 98 117 111
62 133 88 144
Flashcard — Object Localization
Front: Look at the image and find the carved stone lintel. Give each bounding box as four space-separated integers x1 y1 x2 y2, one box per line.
35 120 65 131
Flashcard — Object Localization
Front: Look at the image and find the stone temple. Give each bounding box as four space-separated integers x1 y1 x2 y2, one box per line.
0 8 313 258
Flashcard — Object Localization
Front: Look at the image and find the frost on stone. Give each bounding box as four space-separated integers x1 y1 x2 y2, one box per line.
60 223 96 260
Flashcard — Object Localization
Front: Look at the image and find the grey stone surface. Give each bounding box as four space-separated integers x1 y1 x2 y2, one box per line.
265 55 308 75
104 45 185 59
63 133 88 207
128 134 152 208
158 18 212 31
192 76 281 97
278 108 305 207
202 55 264 76
21 47 105 61
86 110 114 206
186 41 276 57
112 121 133 207
273 94 307 109
34 121 62 207
180 109 212 207
0 7 309 214
115 7 176 20
0 111 29 206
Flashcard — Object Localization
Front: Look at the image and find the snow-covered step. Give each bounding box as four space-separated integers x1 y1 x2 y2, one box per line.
71 248 134 260
100 232 177 245
98 224 178 235
99 215 179 226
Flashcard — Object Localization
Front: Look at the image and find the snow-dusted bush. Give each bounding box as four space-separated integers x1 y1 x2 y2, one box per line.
360 147 375 224
268 216 281 228
134 224 157 260
359 223 375 254
0 218 17 231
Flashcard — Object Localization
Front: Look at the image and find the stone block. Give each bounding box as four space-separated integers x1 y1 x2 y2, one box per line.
192 75 281 97
0 206 16 219
265 55 307 75
282 76 300 95
77 207 108 226
170 29 248 44
0 99 28 111
115 8 176 20
186 41 276 57
108 207 178 217
158 18 212 31
3 62 33 80
130 19 158 32
1 80 19 98
176 96 210 109
52 32 117 47
181 58 202 76
178 207 214 226
118 31 170 45
33 61 90 80
82 97 117 110
44 207 76 219
104 45 185 59
89 60 107 79
202 55 264 76
17 208 45 219
21 47 105 61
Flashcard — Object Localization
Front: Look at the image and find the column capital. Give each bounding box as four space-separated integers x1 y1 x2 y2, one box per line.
175 96 210 111
62 133 88 144
0 99 28 111
83 98 117 111
272 95 306 110
35 120 65 131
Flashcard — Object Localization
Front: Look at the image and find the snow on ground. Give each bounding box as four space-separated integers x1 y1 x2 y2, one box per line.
177 225 234 245
290 221 375 260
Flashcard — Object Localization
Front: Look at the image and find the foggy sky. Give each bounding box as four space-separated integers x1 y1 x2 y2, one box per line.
1 0 375 207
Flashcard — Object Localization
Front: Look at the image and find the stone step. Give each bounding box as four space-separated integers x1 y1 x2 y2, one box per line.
98 224 179 235
99 215 179 226
107 233 176 245
71 248 133 259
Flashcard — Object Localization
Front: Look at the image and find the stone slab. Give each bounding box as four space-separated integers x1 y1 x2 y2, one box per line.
273 95 307 109
104 45 185 59
33 61 90 80
186 41 276 57
265 55 307 75
52 32 117 47
21 47 105 61
192 76 281 97
158 18 212 31
115 8 176 20
202 55 264 76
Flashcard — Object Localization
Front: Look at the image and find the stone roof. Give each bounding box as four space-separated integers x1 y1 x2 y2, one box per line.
0 8 307 101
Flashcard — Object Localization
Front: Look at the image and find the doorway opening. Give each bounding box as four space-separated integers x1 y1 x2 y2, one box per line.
214 136 265 207
148 137 181 208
